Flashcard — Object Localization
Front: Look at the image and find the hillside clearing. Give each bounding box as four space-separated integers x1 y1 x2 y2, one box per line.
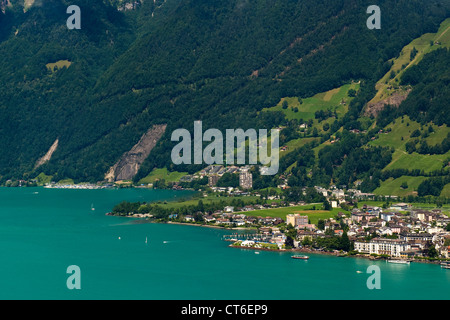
138 167 187 185
368 18 450 108
263 82 360 122
46 60 72 72
374 176 427 197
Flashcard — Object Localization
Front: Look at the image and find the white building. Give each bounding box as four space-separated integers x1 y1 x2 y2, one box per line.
239 171 253 189
331 189 345 200
354 238 411 257
241 240 255 247
376 227 393 237
380 212 395 222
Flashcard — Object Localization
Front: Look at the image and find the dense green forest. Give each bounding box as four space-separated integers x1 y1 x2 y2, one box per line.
0 0 449 190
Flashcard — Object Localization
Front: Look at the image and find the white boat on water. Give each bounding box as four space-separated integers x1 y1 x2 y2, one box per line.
388 260 410 265
291 255 309 260
441 262 450 269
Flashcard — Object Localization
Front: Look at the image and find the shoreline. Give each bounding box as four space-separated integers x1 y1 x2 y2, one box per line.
228 244 448 265
229 244 343 256
164 221 251 230
106 215 450 266
106 213 254 231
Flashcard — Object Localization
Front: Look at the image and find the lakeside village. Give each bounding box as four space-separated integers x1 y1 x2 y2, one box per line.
107 164 450 264
8 163 450 263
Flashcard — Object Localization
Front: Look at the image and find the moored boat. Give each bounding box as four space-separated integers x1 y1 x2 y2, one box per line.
388 259 410 264
291 255 309 260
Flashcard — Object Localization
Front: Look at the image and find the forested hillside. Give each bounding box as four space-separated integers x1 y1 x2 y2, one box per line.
0 0 449 187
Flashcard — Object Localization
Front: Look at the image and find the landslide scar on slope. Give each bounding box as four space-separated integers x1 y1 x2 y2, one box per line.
105 124 167 182
35 138 59 169
364 90 411 117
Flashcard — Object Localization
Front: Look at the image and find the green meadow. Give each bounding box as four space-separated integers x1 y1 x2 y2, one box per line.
35 172 53 186
280 137 319 157
46 60 72 73
384 150 449 173
245 205 347 225
369 116 421 149
369 116 450 175
264 82 360 165
374 176 427 197
155 194 262 210
138 168 188 185
440 184 450 198
263 82 360 123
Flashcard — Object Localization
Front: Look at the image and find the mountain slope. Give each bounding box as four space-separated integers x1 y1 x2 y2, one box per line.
0 0 449 185
261 17 450 198
365 17 450 117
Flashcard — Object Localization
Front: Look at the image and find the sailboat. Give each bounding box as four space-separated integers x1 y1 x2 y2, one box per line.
145 237 148 244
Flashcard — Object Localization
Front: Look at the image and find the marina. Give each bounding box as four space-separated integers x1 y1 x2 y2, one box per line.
222 233 272 242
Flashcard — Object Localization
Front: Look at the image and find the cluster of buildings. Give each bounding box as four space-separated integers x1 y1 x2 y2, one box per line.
176 167 450 259
314 185 376 204
196 165 254 190
43 182 112 189
286 213 315 230
183 204 284 228
282 201 449 259
228 228 287 250
350 205 450 258
216 202 450 259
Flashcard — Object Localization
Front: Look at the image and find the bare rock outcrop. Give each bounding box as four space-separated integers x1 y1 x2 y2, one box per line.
35 138 59 169
364 90 411 117
105 124 167 182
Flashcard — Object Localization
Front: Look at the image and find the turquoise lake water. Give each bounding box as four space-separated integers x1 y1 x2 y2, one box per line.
0 187 448 300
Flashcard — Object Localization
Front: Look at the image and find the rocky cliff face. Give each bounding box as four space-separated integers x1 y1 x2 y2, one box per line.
364 90 411 117
105 124 167 182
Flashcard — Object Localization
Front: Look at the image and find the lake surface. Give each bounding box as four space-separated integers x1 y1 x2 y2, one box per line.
0 187 449 300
